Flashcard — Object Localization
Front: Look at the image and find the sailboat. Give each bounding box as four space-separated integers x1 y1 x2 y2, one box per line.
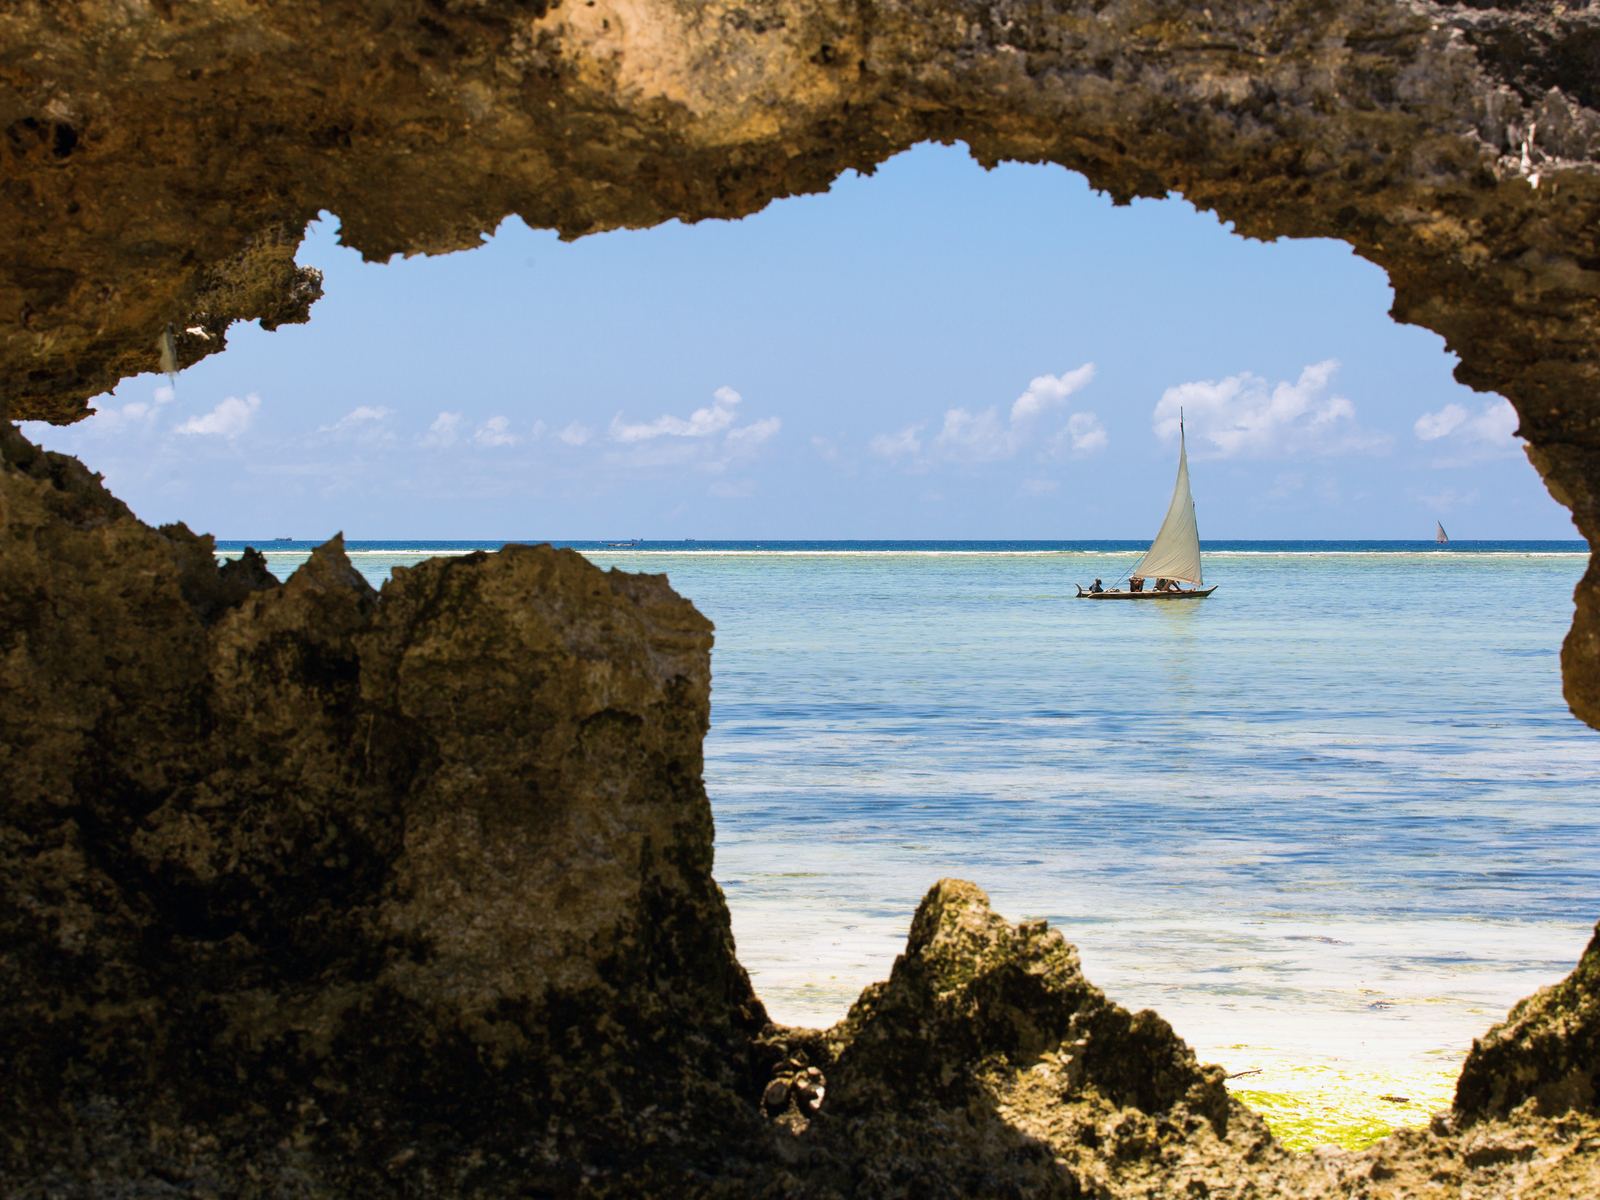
1436 521 1449 544
1076 418 1218 600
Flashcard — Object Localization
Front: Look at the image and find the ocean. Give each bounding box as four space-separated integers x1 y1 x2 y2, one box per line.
219 539 1600 1148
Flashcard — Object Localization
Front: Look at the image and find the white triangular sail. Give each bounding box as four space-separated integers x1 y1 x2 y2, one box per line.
1436 521 1449 544
1132 427 1203 586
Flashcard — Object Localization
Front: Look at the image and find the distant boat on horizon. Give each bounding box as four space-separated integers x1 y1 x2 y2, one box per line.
1077 416 1218 601
1437 522 1449 544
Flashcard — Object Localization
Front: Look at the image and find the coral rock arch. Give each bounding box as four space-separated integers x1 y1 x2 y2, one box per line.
8 4 1600 1194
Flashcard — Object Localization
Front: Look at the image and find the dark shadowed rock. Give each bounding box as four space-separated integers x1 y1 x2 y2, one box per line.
1456 920 1600 1122
826 880 1231 1126
0 427 769 1195
792 879 1267 1198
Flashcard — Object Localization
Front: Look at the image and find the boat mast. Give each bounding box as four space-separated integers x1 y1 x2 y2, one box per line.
1130 409 1203 586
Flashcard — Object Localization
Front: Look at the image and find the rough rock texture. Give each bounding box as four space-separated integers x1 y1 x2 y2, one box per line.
10 0 1600 714
6 427 1600 1196
1456 918 1600 1122
777 878 1274 1198
0 425 770 1194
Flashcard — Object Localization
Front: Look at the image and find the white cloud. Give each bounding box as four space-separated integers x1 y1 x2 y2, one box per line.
1062 411 1108 455
932 406 1012 462
1009 364 1097 423
1415 404 1467 441
869 424 924 462
709 478 756 499
312 406 396 445
1414 398 1520 463
935 364 1099 463
726 415 781 450
611 385 743 443
82 383 174 433
322 405 392 431
174 393 260 437
473 415 522 447
1022 478 1059 495
418 411 462 449
871 364 1098 468
558 422 592 446
94 404 149 430
1155 360 1390 458
598 387 781 481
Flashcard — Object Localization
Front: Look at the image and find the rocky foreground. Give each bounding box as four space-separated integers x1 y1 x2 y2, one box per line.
3 425 1598 1197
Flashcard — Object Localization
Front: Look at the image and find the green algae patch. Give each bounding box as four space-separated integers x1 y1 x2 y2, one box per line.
1209 1055 1459 1152
1232 1089 1422 1151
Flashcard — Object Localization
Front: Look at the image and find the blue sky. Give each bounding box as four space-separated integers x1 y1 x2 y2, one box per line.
24 142 1574 540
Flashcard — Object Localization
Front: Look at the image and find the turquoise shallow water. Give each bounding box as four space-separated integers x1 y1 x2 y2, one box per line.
223 539 1600 1076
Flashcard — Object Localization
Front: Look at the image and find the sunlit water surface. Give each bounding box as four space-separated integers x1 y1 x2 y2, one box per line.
227 539 1599 1142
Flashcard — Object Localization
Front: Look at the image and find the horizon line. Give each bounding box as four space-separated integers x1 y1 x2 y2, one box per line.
212 536 1591 546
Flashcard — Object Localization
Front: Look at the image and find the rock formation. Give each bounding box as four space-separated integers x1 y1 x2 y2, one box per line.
8 0 1600 1193
5 425 1600 1195
1456 919 1600 1123
1 423 771 1194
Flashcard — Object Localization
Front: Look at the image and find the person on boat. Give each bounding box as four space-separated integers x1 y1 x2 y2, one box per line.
1089 579 1104 593
1154 578 1169 591
1129 576 1145 592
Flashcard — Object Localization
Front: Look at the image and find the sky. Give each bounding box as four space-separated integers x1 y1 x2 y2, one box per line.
21 141 1576 541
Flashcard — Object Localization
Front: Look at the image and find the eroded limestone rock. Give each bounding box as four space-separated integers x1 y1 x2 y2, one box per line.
783 878 1276 1198
1456 918 1600 1123
0 427 769 1194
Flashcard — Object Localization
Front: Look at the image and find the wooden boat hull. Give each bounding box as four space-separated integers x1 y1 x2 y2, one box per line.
1075 586 1218 600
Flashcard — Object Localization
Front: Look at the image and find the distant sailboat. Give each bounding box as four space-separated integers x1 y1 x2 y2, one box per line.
1077 417 1218 600
1436 521 1449 544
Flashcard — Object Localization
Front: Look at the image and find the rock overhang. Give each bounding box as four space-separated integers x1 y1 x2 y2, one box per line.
8 0 1600 421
